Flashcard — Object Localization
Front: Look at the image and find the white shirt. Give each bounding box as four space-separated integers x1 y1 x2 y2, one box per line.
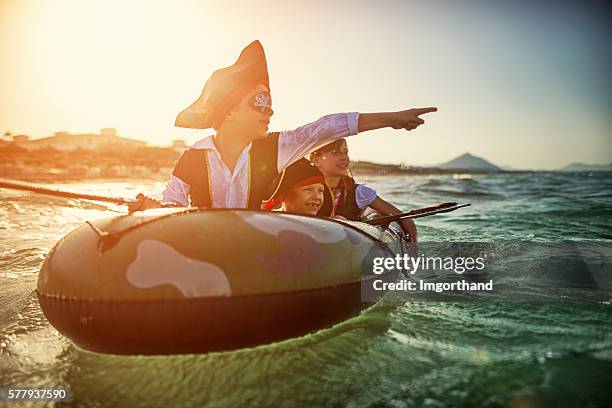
355 184 378 209
332 183 378 212
162 112 360 208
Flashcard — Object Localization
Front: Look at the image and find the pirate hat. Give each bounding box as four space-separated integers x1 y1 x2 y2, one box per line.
262 158 333 216
175 40 270 129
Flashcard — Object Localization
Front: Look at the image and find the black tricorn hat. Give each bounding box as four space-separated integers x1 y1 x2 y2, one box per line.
175 40 270 129
262 159 333 216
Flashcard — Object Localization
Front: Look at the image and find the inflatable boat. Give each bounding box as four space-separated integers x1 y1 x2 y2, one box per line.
36 208 407 355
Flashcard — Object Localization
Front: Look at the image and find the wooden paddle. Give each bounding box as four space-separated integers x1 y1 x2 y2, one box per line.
0 178 471 222
0 177 134 205
364 202 470 225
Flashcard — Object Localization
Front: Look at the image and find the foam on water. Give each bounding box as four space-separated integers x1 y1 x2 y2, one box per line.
0 173 611 407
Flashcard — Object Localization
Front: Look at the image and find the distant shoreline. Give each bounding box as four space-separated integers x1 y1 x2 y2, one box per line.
0 145 607 183
0 145 177 182
350 161 525 176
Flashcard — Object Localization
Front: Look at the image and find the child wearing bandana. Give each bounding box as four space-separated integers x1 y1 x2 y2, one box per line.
261 158 333 216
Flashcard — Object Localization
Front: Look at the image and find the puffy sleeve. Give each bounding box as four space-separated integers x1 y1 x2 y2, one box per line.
355 184 377 209
277 112 359 172
161 175 190 207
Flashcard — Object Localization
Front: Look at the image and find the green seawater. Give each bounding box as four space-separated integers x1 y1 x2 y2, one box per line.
1 172 611 407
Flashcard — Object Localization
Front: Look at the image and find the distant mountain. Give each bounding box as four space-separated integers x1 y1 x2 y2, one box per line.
560 162 612 172
438 153 501 172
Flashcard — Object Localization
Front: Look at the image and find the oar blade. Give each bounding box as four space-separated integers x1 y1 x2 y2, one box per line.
365 202 471 225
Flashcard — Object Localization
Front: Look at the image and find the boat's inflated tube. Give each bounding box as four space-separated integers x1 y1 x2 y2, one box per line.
37 209 404 355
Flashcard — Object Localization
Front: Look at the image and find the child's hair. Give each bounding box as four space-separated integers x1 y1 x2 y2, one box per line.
307 139 346 161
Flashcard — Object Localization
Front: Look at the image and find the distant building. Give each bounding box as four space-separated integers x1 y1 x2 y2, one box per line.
15 128 147 151
12 135 30 143
100 128 118 137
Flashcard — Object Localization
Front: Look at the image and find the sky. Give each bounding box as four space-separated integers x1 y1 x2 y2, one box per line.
0 0 610 170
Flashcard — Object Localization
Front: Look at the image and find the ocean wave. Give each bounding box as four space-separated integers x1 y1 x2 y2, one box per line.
418 187 503 198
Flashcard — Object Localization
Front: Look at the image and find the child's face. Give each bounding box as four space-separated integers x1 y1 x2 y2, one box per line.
225 83 273 139
283 183 325 215
313 140 349 177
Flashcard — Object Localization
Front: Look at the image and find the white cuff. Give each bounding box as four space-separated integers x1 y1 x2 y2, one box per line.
347 112 359 136
161 175 191 207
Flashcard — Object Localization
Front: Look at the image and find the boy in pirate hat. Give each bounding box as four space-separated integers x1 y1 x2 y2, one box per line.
129 40 436 212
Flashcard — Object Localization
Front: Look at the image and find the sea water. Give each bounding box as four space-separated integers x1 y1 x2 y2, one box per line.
1 172 611 407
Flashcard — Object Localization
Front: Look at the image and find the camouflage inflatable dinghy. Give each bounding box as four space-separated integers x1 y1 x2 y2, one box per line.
37 208 406 355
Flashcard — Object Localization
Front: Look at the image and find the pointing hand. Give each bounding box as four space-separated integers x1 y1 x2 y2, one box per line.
391 107 438 131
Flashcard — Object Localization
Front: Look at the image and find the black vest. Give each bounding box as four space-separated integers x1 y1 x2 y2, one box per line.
320 176 362 220
171 133 279 209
